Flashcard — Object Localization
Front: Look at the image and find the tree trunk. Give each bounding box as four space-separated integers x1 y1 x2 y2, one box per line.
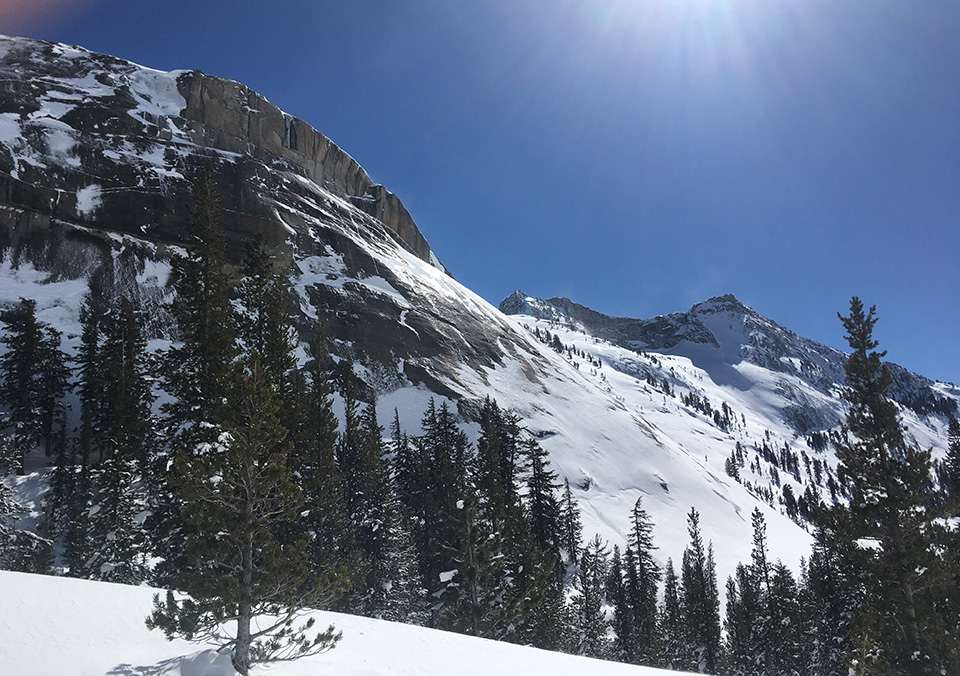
235 481 255 676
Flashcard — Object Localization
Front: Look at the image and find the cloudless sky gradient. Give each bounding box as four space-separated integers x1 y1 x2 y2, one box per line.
6 0 960 383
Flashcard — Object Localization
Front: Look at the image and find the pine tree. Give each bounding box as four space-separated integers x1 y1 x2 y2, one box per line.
0 479 51 573
473 397 522 533
608 545 633 662
434 399 552 641
438 491 510 637
147 358 342 676
724 508 799 676
61 461 93 577
800 529 858 675
0 298 69 472
626 496 660 665
343 392 414 619
942 416 960 499
237 234 297 410
559 477 583 565
523 573 574 653
819 298 960 673
520 435 567 648
38 323 69 459
680 508 722 673
291 322 356 590
524 436 562 566
766 562 802 675
724 564 757 676
413 399 471 611
86 297 155 583
152 162 239 585
88 450 145 583
392 407 424 519
160 161 238 445
573 534 610 658
76 295 107 466
658 558 685 670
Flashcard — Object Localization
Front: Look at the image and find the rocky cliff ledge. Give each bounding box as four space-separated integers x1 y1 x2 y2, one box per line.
0 35 436 266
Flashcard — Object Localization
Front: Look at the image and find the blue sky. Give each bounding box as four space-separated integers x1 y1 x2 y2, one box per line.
8 0 960 384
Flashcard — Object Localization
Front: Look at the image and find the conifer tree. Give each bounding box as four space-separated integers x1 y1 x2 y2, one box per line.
38 323 69 459
61 461 93 577
439 491 513 638
291 322 355 589
345 393 415 619
800 533 857 675
237 234 297 411
88 450 145 583
818 298 959 673
658 558 685 670
413 399 471 608
573 534 610 658
160 161 238 444
723 508 793 676
76 295 107 466
473 397 523 534
391 407 424 519
607 545 633 662
523 573 573 653
524 436 563 566
517 434 568 647
942 416 960 499
766 562 802 674
724 564 758 676
435 400 552 641
152 162 239 585
626 496 660 665
0 298 69 472
559 477 583 565
85 300 154 584
0 480 51 573
147 358 341 676
680 508 722 673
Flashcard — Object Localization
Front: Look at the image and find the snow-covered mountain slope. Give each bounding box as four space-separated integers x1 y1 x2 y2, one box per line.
500 291 957 435
0 571 687 676
493 292 958 574
1 35 957 587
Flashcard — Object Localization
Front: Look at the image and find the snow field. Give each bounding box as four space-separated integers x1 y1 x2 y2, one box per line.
0 571 689 676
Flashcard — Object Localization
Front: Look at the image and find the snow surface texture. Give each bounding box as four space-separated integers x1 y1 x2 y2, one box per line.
0 571 690 676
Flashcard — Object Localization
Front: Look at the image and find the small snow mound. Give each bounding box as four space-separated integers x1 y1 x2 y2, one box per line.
176 649 237 676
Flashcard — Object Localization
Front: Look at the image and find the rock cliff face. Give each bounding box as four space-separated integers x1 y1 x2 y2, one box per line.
0 35 433 266
0 35 494 395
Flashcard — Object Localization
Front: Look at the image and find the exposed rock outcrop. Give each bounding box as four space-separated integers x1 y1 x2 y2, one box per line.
0 35 435 267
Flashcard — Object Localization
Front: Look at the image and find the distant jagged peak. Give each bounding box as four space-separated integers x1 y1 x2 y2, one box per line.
500 289 847 388
498 290 576 326
689 293 755 317
498 289 534 315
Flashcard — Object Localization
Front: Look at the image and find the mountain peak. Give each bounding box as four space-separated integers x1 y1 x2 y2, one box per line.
690 294 753 316
0 34 438 267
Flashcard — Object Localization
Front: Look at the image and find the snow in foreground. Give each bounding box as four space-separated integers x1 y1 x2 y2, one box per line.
0 571 690 676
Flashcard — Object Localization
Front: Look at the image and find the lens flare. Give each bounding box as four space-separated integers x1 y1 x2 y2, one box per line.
0 0 100 34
